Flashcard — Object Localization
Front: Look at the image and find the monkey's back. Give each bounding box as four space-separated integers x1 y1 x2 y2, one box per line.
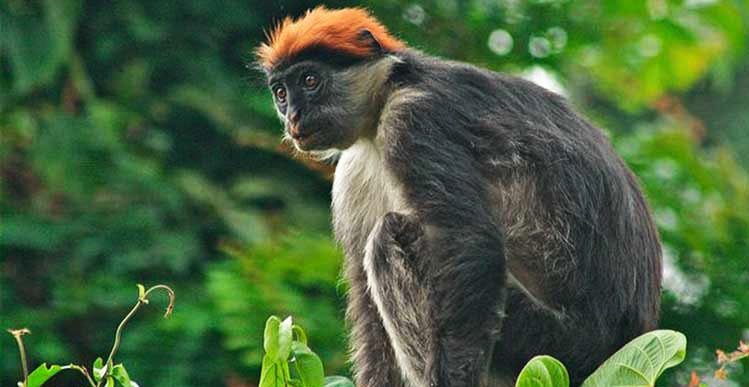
394 50 663 384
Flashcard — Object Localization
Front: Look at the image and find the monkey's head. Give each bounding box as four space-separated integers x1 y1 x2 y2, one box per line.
256 7 405 152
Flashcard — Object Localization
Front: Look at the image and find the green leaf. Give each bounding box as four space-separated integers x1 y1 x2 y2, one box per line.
264 316 281 360
292 324 308 346
111 364 133 386
93 358 105 382
323 376 355 387
25 363 63 387
2 0 81 94
259 354 286 387
292 341 324 387
581 330 687 387
278 316 294 361
515 355 569 387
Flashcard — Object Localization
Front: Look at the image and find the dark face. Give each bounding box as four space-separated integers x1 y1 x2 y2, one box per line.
266 61 353 151
266 58 390 152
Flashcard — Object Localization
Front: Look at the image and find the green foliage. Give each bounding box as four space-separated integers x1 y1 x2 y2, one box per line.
2 0 749 386
292 341 326 387
25 363 64 387
515 356 569 387
258 316 350 387
1 1 81 95
207 236 346 372
374 0 747 110
581 330 687 387
513 330 686 387
6 284 173 387
1 0 332 383
256 321 687 387
616 128 749 383
91 357 137 387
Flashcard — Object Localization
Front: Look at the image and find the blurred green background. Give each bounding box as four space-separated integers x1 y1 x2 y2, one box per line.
1 0 748 386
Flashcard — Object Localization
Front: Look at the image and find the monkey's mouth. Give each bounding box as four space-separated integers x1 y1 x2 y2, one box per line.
289 125 323 149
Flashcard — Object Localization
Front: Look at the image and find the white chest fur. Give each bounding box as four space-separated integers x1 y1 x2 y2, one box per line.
331 139 407 255
332 139 425 386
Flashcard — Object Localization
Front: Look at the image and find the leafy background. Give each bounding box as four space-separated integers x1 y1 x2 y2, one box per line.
1 0 748 386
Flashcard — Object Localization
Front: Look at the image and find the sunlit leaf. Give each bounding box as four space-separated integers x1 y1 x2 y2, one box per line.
292 341 324 387
515 355 569 387
111 364 133 386
264 316 281 361
582 330 687 387
25 363 63 387
258 354 285 387
279 316 293 361
93 358 105 382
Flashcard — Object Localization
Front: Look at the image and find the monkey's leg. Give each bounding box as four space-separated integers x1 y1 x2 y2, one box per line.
364 212 505 387
363 212 432 386
346 259 407 387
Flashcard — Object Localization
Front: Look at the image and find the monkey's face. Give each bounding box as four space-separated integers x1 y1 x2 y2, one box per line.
267 60 382 152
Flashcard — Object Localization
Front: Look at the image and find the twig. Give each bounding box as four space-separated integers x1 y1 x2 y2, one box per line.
63 364 97 387
7 328 31 387
96 284 175 387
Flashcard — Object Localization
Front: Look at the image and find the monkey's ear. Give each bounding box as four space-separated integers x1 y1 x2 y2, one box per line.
359 29 385 55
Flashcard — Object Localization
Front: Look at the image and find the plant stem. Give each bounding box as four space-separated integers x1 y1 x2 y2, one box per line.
96 284 175 387
7 328 31 387
99 299 143 381
63 364 97 387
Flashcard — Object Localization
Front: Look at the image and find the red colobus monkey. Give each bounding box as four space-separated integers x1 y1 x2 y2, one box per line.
257 7 662 387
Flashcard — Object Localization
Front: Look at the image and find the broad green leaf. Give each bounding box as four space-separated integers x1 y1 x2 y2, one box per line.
278 316 294 361
26 363 63 387
582 330 686 387
323 376 355 387
292 341 324 387
515 355 569 387
264 316 281 360
259 354 285 387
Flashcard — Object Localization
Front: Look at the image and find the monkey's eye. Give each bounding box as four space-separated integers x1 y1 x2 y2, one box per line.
304 74 318 89
274 85 287 103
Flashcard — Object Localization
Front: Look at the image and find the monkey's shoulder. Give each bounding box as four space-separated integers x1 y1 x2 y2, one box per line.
394 50 565 109
387 51 611 157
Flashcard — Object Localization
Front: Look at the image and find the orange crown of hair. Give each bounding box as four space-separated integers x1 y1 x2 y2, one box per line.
256 7 405 70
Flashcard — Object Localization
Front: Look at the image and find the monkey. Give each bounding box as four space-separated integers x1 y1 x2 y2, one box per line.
256 7 662 387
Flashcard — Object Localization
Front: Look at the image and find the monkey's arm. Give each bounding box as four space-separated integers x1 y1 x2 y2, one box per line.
368 106 508 387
